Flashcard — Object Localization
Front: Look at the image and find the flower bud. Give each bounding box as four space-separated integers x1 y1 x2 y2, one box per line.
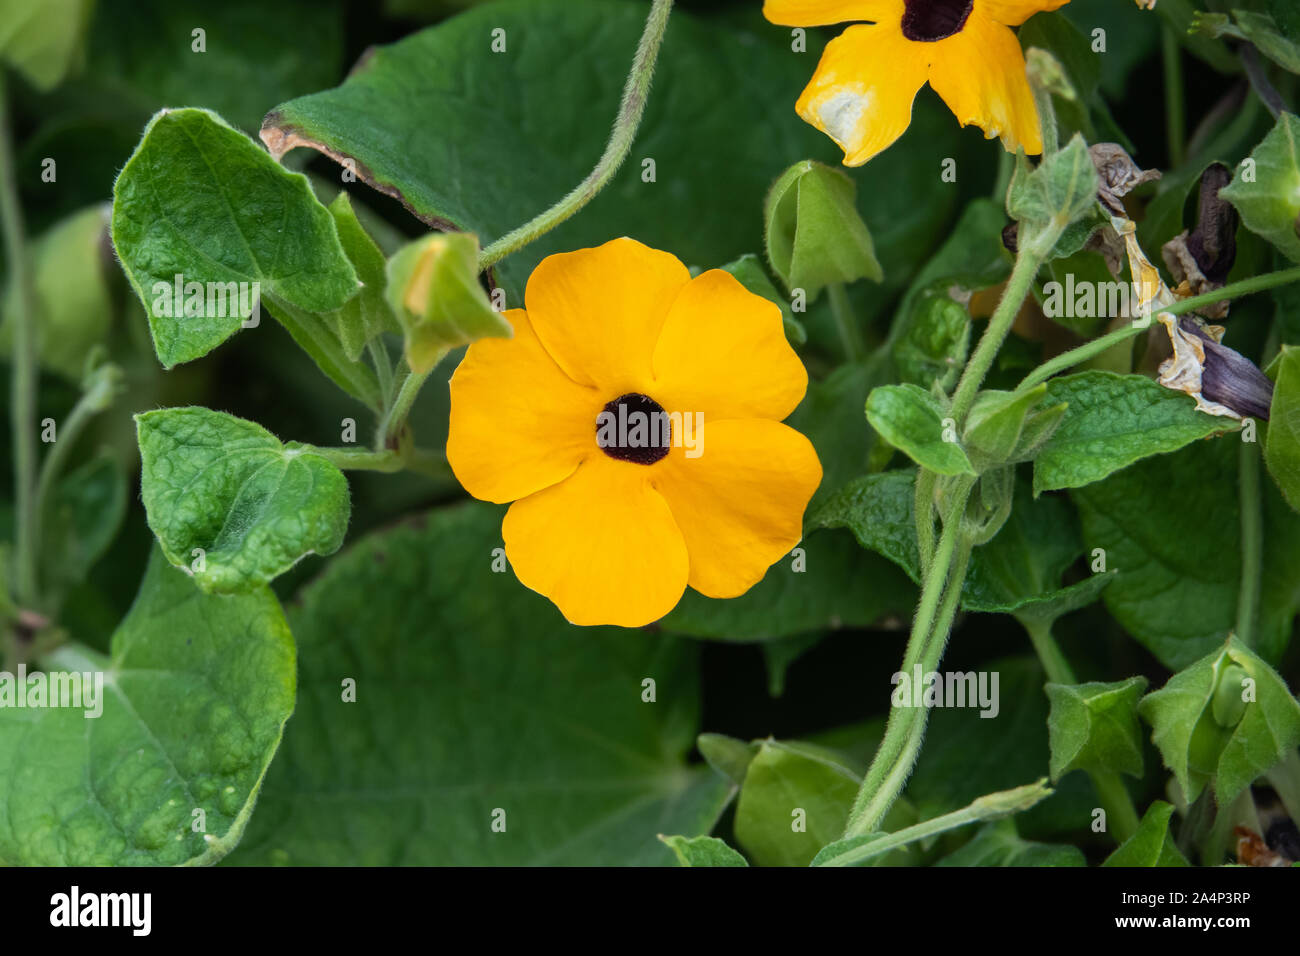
386 232 510 373
763 160 882 300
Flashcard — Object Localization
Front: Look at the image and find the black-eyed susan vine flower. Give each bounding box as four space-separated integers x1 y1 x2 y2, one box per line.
764 0 1071 166
446 238 823 628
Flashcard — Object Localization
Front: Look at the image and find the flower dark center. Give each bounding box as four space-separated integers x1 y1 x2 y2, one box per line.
595 393 671 465
901 0 973 42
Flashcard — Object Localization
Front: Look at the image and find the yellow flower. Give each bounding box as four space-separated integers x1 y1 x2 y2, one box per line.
447 238 823 628
765 0 1070 166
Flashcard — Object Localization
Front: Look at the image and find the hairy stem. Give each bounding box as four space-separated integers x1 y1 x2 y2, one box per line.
914 468 937 579
844 478 975 838
368 338 396 409
0 72 39 608
306 446 406 473
1016 265 1300 393
477 0 674 269
950 244 1049 422
378 363 436 448
820 780 1054 866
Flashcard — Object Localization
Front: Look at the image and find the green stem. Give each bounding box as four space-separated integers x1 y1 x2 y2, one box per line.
477 0 674 270
304 446 406 473
1236 437 1262 649
844 480 975 838
1015 265 1300 393
378 363 435 448
820 779 1054 867
1022 616 1076 684
1021 616 1140 843
827 282 861 362
30 378 115 578
0 72 38 608
367 338 396 409
950 243 1050 422
1092 772 1140 845
914 468 937 580
405 446 456 482
1162 29 1186 168
1242 44 1286 119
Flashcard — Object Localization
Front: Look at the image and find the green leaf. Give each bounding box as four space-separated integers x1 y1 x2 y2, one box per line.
1034 371 1232 494
259 0 975 304
721 253 806 346
1233 11 1300 73
891 282 971 392
321 192 399 362
385 231 510 372
1074 438 1300 668
226 502 730 865
1265 345 1300 511
935 819 1085 867
111 108 371 402
0 204 112 380
661 527 914 642
735 739 904 867
964 385 1048 469
1139 638 1300 805
0 549 295 865
814 470 1107 617
697 733 757 787
77 0 344 133
135 407 350 594
1222 112 1300 264
1045 677 1148 781
764 160 882 298
1101 801 1189 867
659 834 748 867
866 384 974 476
0 0 94 90
1006 134 1100 234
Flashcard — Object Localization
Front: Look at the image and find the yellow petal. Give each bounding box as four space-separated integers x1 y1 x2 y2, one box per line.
447 308 602 504
795 22 929 167
503 456 689 627
764 0 900 26
927 10 1043 155
523 237 690 395
979 0 1071 27
650 269 808 422
654 420 822 599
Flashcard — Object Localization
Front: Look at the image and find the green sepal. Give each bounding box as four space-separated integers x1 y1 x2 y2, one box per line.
386 232 510 373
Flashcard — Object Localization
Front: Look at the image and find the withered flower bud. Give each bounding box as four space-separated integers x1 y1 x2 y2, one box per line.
1089 143 1161 216
1162 164 1239 319
1177 317 1273 420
